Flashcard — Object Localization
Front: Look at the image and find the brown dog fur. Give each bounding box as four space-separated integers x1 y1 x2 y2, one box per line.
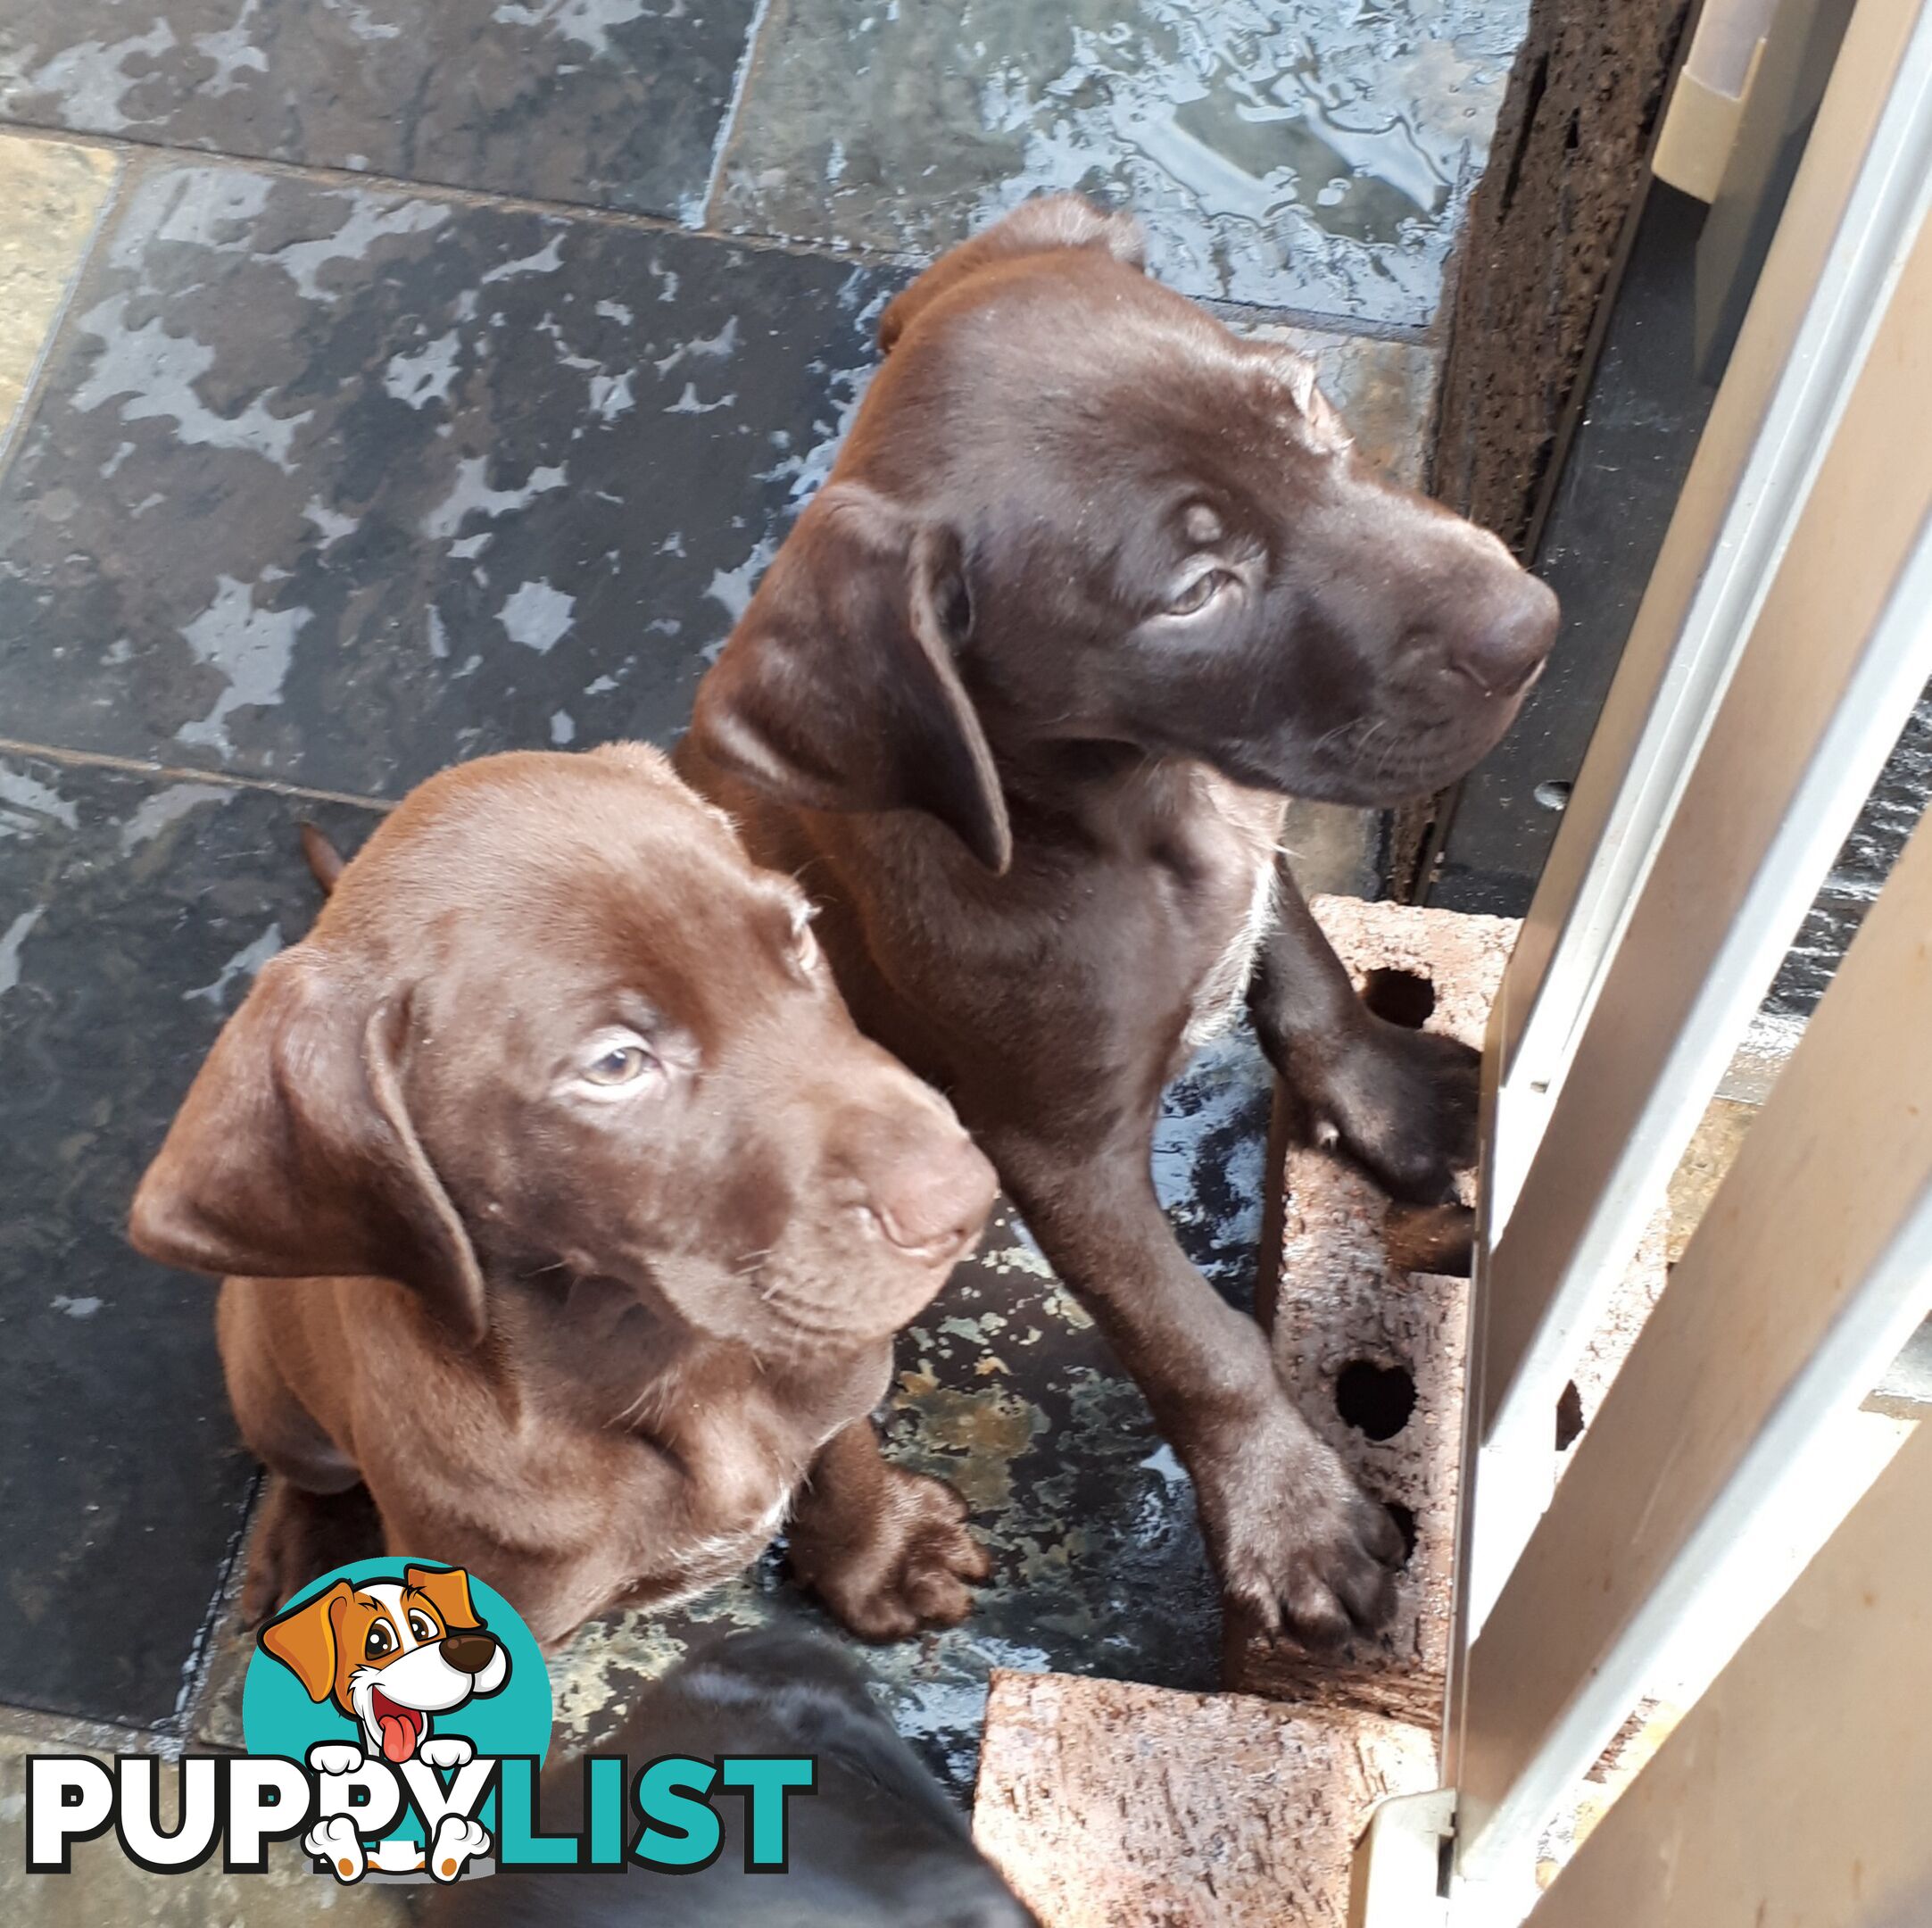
678 196 1559 1644
131 745 999 1647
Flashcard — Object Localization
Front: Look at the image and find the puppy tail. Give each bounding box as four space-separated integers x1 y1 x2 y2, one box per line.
299 821 346 896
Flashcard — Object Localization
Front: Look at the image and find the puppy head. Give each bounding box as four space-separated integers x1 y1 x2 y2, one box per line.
692 194 1558 845
260 1566 509 1763
129 748 995 1356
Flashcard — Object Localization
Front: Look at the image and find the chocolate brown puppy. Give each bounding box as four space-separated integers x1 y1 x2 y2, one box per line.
678 195 1559 1644
129 745 999 1647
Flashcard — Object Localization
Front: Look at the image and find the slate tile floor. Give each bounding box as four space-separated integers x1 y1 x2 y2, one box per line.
0 0 1523 1904
713 0 1532 324
0 162 896 794
0 0 759 219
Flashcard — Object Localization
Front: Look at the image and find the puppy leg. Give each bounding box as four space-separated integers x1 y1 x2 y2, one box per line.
242 1477 381 1623
788 1421 991 1641
996 1139 1403 1647
1248 855 1480 1204
220 1286 377 1620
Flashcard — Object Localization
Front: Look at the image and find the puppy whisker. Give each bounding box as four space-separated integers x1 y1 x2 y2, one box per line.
1310 717 1364 758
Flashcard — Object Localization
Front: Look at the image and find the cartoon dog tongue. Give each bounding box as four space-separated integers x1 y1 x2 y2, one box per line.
373 1695 419 1763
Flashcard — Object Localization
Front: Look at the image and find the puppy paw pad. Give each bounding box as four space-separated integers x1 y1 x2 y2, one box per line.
429 1815 491 1882
304 1814 365 1883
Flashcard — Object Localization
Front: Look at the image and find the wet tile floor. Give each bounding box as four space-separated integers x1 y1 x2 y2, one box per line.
0 0 1523 1897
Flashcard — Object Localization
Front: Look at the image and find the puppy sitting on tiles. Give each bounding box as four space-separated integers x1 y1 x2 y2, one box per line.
129 745 999 1648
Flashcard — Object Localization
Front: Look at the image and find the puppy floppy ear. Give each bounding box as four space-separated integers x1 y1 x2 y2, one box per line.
260 1580 352 1702
403 1565 483 1633
878 193 1146 353
129 950 487 1344
690 482 1011 874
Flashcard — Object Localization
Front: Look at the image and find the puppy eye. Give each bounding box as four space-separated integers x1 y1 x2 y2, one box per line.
792 917 821 972
364 1624 394 1660
407 1612 437 1642
1165 569 1234 617
565 1026 670 1103
583 1043 653 1087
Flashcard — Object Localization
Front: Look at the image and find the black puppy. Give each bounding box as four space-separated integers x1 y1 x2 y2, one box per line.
422 1629 1036 1927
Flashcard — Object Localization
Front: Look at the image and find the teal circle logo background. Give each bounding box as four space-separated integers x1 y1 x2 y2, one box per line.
240 1558 552 1766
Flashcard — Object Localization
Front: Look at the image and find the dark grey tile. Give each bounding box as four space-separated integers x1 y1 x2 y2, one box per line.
0 0 757 220
0 160 899 798
0 748 378 1728
713 0 1529 328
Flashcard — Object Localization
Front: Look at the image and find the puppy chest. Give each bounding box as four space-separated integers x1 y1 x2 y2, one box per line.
1183 852 1277 1048
628 1433 803 1585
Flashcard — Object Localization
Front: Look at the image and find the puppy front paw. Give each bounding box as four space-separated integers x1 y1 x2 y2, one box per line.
1303 1018 1480 1204
428 1815 491 1883
1196 1413 1404 1648
304 1815 366 1883
306 1741 366 1777
792 1467 991 1641
417 1735 474 1770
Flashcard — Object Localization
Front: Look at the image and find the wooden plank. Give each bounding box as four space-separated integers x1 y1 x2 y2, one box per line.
1456 796 1932 1876
1465 195 1932 1644
1525 1417 1932 1927
1488 0 1932 1135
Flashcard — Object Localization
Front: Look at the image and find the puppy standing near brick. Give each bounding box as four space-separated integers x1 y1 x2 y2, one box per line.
680 194 1559 1646
129 744 999 1648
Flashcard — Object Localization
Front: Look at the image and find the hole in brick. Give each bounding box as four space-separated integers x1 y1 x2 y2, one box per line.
1362 968 1436 1029
1386 1502 1418 1566
1555 1379 1585 1450
1336 1359 1416 1440
1535 778 1572 811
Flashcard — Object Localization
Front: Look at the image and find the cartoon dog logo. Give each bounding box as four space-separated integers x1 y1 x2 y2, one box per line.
261 1563 511 1766
259 1564 510 1882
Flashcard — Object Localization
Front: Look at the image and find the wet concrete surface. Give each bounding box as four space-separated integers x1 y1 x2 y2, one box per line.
0 138 117 443
0 1713 408 1924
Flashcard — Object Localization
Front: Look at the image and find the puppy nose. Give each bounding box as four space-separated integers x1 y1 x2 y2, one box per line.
1445 568 1559 699
864 1126 998 1264
441 1633 497 1675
